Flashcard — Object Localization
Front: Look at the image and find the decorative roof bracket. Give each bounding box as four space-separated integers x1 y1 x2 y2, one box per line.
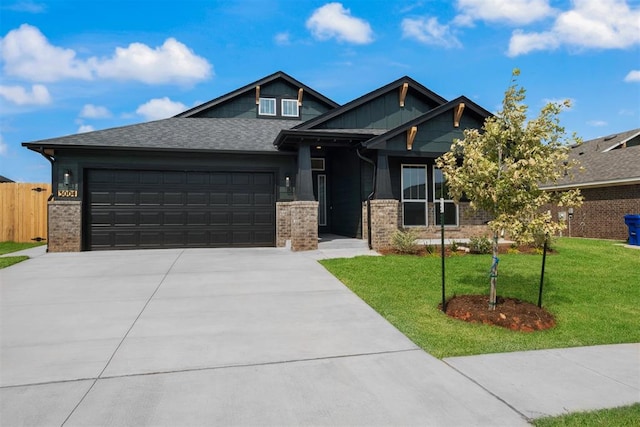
255 85 260 105
399 82 409 108
298 88 304 106
454 102 465 127
407 126 418 150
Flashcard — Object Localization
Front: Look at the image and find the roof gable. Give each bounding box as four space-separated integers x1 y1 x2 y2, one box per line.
175 71 339 120
294 76 448 131
364 96 492 152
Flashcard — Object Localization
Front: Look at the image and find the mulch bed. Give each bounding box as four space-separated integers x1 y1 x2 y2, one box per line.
440 294 556 332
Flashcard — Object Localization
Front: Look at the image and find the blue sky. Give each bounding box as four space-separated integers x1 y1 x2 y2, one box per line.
1 0 639 182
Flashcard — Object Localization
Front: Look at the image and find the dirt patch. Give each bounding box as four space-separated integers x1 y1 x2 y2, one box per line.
381 243 552 257
440 294 556 332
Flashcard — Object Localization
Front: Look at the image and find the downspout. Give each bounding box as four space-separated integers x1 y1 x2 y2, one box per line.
35 147 56 252
356 147 376 250
35 147 56 201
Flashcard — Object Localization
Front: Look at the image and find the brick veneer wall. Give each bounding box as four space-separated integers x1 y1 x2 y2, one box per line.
363 200 493 248
547 184 640 240
48 200 82 252
289 201 319 251
276 202 292 247
369 199 400 251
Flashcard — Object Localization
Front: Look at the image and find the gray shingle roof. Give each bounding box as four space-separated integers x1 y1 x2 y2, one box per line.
544 128 640 189
23 118 301 153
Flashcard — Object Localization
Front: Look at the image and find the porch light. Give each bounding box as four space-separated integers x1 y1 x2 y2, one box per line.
63 170 72 186
285 175 291 189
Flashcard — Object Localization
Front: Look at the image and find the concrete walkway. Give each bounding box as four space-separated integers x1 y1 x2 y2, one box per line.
1 243 638 426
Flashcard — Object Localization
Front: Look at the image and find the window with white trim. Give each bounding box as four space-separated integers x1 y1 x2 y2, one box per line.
258 98 276 116
433 166 458 226
402 165 427 226
281 99 299 117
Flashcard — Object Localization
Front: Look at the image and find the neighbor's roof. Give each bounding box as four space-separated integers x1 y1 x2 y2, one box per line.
23 118 301 153
0 174 15 183
543 128 640 189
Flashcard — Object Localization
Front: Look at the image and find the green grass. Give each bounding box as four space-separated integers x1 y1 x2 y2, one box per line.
532 403 640 426
0 241 44 255
320 238 640 358
0 241 44 269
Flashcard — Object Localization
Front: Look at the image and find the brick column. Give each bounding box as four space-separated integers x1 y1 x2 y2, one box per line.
48 200 82 252
290 200 318 251
369 199 400 251
276 201 292 247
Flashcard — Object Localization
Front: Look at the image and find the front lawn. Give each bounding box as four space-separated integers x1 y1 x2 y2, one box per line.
320 238 639 358
532 403 640 426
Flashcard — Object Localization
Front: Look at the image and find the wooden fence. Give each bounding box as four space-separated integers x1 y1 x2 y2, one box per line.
0 183 50 242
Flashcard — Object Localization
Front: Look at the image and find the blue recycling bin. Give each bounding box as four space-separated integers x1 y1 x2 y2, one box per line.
624 214 640 246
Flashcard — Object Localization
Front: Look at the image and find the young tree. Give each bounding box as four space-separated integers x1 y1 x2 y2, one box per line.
437 69 582 310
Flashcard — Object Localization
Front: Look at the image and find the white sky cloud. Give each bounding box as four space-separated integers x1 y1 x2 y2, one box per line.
624 70 640 83
306 3 374 44
274 32 291 46
0 133 7 156
3 1 46 13
136 97 187 121
508 0 640 56
0 83 51 105
77 124 94 133
91 38 212 84
454 0 556 26
79 104 111 118
1 24 92 81
401 17 462 48
587 120 608 127
1 24 212 85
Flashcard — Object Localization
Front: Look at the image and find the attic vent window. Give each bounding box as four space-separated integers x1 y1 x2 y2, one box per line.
258 98 276 116
282 99 299 117
604 134 617 141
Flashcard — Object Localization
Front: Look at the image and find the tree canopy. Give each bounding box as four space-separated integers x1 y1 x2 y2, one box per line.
437 69 582 244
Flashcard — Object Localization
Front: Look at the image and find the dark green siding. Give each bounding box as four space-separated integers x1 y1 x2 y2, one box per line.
192 79 333 121
385 112 483 153
318 89 438 130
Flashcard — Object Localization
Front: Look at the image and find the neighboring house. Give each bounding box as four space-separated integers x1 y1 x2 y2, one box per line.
0 175 15 183
542 128 640 240
23 71 492 252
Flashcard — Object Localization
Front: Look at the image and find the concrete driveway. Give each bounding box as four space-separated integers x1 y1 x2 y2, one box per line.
0 246 531 426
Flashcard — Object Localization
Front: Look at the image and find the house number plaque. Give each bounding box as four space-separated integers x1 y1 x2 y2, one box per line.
57 189 78 198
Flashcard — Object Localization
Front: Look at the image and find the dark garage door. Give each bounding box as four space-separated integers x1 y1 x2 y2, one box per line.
86 169 275 250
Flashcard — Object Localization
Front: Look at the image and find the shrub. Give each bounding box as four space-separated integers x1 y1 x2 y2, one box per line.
449 240 460 252
469 236 492 254
391 229 420 254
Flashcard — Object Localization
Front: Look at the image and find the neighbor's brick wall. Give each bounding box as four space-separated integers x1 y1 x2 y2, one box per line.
276 202 292 247
547 184 640 240
48 200 82 252
289 201 318 251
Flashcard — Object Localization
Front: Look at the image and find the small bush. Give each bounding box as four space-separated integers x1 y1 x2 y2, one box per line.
391 229 420 254
449 240 459 252
469 236 492 254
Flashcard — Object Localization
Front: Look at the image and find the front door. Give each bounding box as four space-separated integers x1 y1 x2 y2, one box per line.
312 157 330 234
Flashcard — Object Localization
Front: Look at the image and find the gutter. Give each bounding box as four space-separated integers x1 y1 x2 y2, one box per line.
541 176 640 191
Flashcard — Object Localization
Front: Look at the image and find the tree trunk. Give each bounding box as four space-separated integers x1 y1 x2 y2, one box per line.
489 232 499 310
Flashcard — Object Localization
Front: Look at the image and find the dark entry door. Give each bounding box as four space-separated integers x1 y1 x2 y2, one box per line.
86 169 275 250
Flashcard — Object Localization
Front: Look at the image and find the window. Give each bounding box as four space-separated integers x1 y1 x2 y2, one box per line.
402 165 427 226
281 99 299 117
433 167 458 226
311 158 325 171
258 98 276 116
